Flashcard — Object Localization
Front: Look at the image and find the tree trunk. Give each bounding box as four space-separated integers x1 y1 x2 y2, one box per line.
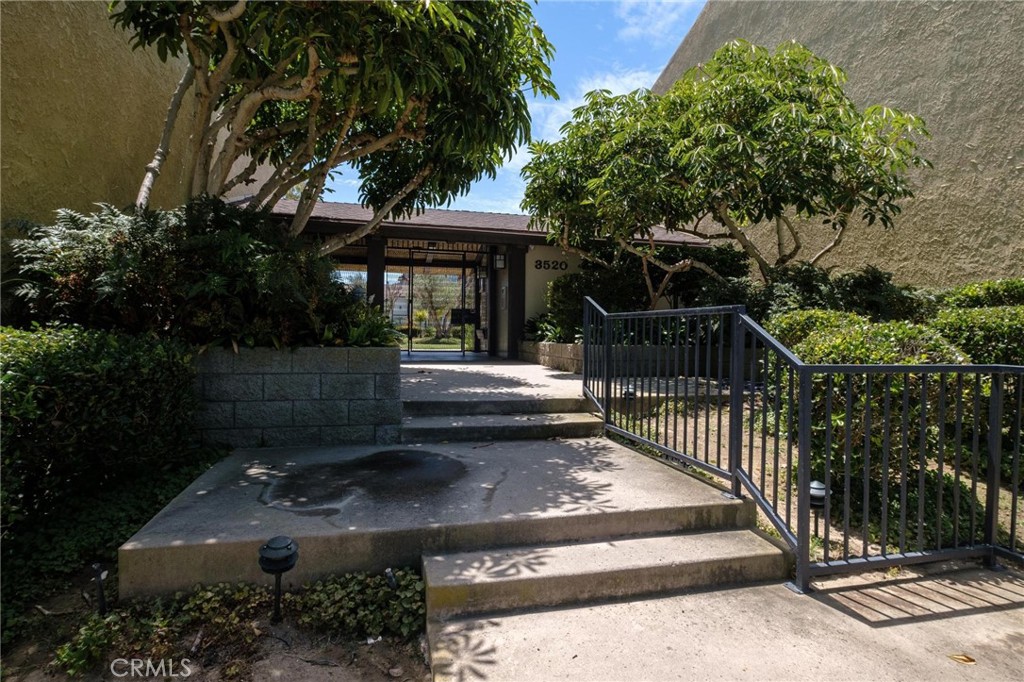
136 68 194 209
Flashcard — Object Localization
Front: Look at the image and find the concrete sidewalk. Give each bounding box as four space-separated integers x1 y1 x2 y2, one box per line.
430 565 1024 682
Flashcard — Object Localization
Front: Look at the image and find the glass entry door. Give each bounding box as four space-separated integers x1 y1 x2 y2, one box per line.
386 248 478 355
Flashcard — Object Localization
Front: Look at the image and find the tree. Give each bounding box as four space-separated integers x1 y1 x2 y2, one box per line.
415 273 459 339
522 40 930 303
112 0 556 252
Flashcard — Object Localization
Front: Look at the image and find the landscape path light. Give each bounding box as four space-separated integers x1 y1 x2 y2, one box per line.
258 535 298 623
809 480 827 538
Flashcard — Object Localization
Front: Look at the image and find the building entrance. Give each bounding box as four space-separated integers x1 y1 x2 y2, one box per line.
383 243 487 356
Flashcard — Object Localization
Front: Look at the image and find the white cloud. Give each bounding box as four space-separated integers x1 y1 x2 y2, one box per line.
615 0 702 47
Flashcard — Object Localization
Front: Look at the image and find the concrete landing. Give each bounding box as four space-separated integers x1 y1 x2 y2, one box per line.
118 438 752 598
424 529 790 617
402 413 603 442
402 360 586 406
429 566 1024 682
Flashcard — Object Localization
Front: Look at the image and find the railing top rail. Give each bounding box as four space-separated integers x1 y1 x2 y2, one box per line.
802 363 1024 374
583 296 609 317
737 313 805 368
604 304 746 320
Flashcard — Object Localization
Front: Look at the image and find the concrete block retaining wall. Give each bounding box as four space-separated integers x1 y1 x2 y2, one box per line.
520 341 583 373
194 347 401 448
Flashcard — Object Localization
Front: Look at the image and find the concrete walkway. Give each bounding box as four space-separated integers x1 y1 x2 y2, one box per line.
402 359 584 403
430 565 1024 682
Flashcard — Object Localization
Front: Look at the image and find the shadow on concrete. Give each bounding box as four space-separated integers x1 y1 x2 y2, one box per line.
432 619 501 682
812 568 1024 628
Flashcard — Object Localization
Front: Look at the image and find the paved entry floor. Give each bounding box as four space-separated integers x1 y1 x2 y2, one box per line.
402 359 584 403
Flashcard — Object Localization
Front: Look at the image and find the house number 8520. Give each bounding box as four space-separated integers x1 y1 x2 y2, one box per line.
534 259 569 270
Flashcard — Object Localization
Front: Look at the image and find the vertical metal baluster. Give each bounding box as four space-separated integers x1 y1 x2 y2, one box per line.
899 374 910 554
953 374 964 548
705 314 713 466
823 373 834 564
748 335 757 477
862 374 873 559
773 355 783 514
673 315 681 454
971 373 981 544
983 372 1004 565
694 314 703 460
760 351 769 495
936 375 947 550
880 375 892 555
1011 377 1022 552
786 365 796 530
917 373 929 550
843 374 853 561
717 313 725 469
682 315 690 454
796 367 813 591
728 315 745 498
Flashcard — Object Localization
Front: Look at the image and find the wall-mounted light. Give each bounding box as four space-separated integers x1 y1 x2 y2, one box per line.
493 254 506 270
426 241 439 250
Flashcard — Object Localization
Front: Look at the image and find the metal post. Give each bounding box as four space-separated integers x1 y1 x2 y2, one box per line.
794 366 814 593
603 314 613 426
728 311 746 497
273 573 283 623
984 372 1004 568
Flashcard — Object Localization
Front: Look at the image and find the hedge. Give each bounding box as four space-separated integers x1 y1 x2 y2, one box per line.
929 305 1024 365
0 326 198 530
765 309 866 349
941 278 1024 309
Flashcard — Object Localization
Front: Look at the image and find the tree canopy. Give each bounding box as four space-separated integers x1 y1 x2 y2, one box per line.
112 0 556 250
521 40 930 301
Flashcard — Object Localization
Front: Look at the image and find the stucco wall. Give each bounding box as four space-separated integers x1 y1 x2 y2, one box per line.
1 1 194 225
653 0 1024 287
524 244 582 323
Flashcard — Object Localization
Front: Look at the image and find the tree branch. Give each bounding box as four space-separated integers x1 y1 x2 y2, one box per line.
136 66 194 209
319 164 435 255
715 203 772 280
206 0 247 23
809 214 850 265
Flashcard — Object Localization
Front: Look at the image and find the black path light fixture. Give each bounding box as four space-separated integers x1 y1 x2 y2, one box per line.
258 535 299 623
809 480 827 538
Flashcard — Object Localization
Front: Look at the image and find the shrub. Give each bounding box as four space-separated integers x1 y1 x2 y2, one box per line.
11 197 365 347
831 266 928 322
295 570 425 640
1 451 222 646
53 573 425 677
766 309 866 349
542 244 751 341
746 263 926 323
0 326 198 530
930 306 1024 365
781 320 975 547
941 278 1024 309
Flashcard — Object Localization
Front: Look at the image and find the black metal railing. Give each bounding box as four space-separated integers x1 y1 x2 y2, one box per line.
582 297 1024 590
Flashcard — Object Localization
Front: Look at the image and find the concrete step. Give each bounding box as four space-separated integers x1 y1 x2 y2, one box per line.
402 397 591 417
402 412 603 443
118 438 756 598
424 529 791 618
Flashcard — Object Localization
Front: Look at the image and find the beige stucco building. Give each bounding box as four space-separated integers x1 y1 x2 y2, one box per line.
655 0 1024 286
1 0 193 225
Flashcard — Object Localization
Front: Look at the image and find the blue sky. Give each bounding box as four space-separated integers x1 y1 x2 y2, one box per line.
324 0 705 215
